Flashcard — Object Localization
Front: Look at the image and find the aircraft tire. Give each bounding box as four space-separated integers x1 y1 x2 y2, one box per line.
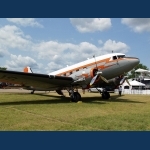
102 92 110 99
71 92 81 102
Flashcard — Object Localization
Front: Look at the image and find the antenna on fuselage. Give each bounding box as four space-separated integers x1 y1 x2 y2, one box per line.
93 55 98 69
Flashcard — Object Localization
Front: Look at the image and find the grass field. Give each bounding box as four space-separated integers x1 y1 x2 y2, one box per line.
0 90 150 131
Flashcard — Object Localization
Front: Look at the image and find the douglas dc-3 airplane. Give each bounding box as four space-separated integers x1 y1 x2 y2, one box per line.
0 53 139 102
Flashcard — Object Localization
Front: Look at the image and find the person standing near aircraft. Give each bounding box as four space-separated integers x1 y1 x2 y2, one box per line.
118 86 122 96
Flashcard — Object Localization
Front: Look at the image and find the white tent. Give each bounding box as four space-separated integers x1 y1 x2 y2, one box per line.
122 80 145 89
130 80 145 86
123 80 145 86
135 68 150 73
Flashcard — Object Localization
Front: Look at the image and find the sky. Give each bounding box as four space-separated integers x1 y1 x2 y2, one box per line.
0 18 150 74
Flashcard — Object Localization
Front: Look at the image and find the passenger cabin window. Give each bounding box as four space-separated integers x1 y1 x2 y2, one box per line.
63 73 66 76
70 71 72 75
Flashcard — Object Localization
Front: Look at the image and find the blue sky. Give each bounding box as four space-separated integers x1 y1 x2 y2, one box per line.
0 18 149 74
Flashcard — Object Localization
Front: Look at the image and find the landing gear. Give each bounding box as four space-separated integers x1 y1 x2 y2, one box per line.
31 90 35 94
68 88 81 102
70 92 81 102
97 88 110 99
102 91 110 99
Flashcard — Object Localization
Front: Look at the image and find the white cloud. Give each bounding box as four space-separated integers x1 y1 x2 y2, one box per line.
1 37 129 73
0 48 9 57
34 40 128 58
6 18 43 28
98 40 103 44
6 54 39 71
0 25 32 50
101 39 129 53
46 62 64 73
32 41 76 59
121 18 150 33
70 18 111 33
32 39 129 73
33 41 98 61
0 22 129 73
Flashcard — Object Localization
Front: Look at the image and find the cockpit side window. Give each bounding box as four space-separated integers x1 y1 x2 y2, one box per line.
113 56 117 60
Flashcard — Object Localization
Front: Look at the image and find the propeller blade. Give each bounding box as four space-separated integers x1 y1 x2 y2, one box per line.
90 74 98 86
100 75 109 83
119 75 130 86
90 72 108 86
120 76 126 85
125 79 131 86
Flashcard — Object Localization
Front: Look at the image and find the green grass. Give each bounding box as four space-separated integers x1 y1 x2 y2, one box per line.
0 91 150 130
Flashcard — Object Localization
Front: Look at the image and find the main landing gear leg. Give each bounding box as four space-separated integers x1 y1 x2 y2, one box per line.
101 89 110 99
68 88 81 102
97 88 110 100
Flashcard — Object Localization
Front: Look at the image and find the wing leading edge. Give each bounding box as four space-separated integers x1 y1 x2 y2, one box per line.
0 70 73 90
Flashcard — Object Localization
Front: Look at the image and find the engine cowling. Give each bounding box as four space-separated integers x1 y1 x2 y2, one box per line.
90 68 98 78
108 75 126 87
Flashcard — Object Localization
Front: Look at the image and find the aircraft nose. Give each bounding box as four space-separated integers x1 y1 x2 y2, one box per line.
133 57 140 66
128 57 140 67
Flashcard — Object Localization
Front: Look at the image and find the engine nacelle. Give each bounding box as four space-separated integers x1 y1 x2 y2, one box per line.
108 75 125 86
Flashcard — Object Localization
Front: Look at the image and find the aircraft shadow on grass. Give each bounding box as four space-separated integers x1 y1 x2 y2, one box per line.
81 94 145 104
0 93 145 106
35 93 146 104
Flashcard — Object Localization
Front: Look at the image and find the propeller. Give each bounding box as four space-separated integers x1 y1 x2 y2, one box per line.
90 71 109 86
90 55 109 86
120 76 130 86
125 78 130 86
90 74 98 86
120 76 126 85
99 75 109 83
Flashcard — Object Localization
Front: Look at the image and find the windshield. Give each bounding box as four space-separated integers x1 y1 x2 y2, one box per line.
117 55 125 58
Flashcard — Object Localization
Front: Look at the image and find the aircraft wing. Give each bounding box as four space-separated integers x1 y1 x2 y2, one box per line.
0 70 73 90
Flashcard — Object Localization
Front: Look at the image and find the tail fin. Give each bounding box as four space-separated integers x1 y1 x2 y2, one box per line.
23 66 33 73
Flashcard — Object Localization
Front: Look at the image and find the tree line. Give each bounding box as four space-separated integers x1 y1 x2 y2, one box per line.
127 63 149 79
0 67 7 71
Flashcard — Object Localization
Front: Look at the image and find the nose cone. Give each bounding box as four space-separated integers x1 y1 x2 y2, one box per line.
131 57 140 66
120 57 140 74
127 57 140 69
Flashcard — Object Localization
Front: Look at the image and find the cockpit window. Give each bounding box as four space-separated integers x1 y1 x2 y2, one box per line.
117 55 125 58
110 55 125 61
113 56 117 60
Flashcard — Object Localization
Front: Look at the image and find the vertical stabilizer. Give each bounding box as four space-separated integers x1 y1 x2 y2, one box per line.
23 66 33 73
